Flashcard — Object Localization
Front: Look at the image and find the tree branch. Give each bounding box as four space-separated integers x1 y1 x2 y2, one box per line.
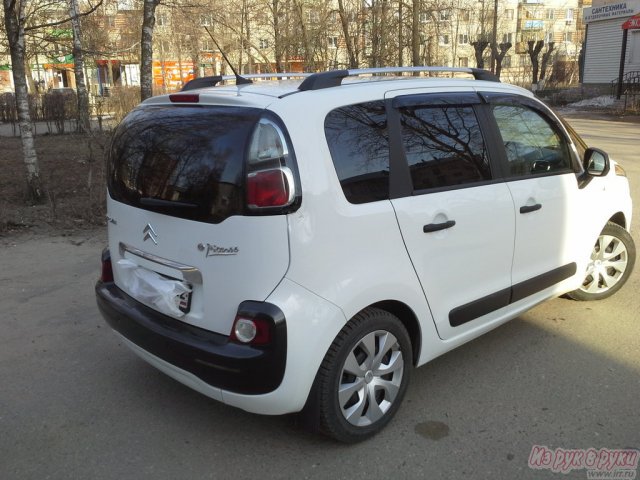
24 0 104 32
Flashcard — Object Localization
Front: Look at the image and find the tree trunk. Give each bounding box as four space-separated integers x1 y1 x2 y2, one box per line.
69 0 90 133
411 0 420 66
272 0 284 72
398 0 403 65
540 42 555 82
472 40 489 69
141 0 160 101
527 40 544 85
3 0 44 203
337 0 358 68
493 42 512 79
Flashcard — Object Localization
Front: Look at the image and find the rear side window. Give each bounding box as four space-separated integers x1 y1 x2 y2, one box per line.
398 105 491 192
324 101 389 204
108 105 262 223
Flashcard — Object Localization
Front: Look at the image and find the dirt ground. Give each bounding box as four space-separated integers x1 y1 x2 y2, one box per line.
0 132 109 238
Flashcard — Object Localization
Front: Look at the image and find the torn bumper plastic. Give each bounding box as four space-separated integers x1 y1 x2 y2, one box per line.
95 280 287 395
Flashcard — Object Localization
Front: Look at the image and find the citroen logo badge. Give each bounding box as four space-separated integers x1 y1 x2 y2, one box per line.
143 224 158 245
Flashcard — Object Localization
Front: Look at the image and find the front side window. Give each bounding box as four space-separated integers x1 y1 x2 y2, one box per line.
492 105 572 177
398 105 491 191
324 101 389 204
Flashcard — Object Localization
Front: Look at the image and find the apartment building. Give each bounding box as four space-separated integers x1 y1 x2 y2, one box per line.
0 0 588 94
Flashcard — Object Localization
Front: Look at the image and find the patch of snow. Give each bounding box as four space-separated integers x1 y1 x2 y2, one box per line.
568 95 616 107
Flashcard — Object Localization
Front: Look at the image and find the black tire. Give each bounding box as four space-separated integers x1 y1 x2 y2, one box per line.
567 222 636 301
303 307 412 443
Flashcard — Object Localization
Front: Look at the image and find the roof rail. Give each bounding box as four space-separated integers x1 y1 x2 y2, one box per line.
181 73 312 91
298 66 499 91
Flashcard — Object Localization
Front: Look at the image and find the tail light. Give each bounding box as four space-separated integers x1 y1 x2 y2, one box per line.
247 168 294 208
100 248 114 283
245 117 299 212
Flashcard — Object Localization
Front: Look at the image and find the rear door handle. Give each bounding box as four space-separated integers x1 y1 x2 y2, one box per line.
520 204 542 214
423 220 456 233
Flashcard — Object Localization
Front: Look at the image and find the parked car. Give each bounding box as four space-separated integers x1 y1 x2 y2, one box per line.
96 67 635 442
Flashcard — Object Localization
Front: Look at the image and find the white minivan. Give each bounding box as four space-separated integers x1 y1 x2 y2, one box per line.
96 67 635 442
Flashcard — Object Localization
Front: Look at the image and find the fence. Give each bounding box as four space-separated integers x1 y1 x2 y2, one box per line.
0 86 141 135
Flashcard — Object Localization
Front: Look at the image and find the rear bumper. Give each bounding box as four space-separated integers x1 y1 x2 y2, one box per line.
95 281 287 395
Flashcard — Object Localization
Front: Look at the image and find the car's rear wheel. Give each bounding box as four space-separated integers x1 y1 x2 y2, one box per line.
304 308 412 443
567 222 635 301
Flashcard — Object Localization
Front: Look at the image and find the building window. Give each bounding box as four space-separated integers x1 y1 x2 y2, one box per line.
106 15 116 28
458 34 469 44
157 13 168 26
439 10 451 21
419 12 429 23
505 9 514 20
201 39 214 52
458 57 468 67
259 38 269 49
544 32 554 43
460 10 470 21
306 10 319 23
439 34 450 45
564 32 573 42
502 32 514 44
566 8 574 22
328 36 338 49
545 9 554 20
200 14 213 26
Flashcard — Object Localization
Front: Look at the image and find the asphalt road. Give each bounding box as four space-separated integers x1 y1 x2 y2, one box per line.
1 116 639 480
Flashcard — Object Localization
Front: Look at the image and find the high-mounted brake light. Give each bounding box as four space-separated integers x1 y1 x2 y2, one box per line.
169 94 200 103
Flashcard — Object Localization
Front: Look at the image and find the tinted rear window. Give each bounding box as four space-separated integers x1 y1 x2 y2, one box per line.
108 105 262 223
324 101 390 204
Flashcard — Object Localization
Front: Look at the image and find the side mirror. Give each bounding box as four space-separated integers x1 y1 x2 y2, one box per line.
584 148 610 176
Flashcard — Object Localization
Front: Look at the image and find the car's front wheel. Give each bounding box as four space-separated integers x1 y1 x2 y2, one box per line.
567 222 636 301
305 307 412 443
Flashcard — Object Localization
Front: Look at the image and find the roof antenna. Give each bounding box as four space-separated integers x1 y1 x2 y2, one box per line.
204 27 252 85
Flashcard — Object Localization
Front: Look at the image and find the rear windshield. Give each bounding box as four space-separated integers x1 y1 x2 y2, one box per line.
108 105 262 223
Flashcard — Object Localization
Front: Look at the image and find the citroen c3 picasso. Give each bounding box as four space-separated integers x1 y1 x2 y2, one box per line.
96 67 635 442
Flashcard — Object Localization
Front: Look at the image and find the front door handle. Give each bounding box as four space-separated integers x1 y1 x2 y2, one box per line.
520 204 542 214
423 220 456 233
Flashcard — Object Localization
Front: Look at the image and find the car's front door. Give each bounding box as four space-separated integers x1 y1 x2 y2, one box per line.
485 97 584 300
386 90 515 340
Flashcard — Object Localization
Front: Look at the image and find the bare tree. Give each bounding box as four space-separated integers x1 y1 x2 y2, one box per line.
3 0 43 202
68 0 90 133
527 39 544 85
337 0 359 68
471 40 488 69
141 0 161 101
492 42 512 79
539 41 555 82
